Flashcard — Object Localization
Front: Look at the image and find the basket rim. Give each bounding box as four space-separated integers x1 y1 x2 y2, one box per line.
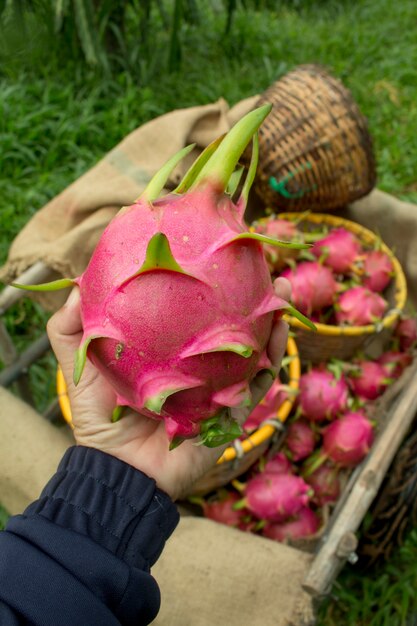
56 336 300 464
274 212 407 336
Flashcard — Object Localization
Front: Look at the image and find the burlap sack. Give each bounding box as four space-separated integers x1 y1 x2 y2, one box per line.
1 97 417 626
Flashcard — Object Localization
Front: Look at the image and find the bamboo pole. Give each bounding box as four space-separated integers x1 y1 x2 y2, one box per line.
303 360 417 596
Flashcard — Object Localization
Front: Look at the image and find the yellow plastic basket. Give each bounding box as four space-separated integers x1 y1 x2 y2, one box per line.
277 213 407 362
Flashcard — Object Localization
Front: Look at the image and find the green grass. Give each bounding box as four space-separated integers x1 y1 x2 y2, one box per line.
1 0 417 622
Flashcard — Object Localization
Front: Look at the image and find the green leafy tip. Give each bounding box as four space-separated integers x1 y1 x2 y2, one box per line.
140 143 196 202
12 278 75 292
174 135 225 194
213 343 253 358
199 411 243 448
233 232 310 250
111 405 124 423
169 436 186 451
190 104 272 193
239 132 259 208
144 387 185 415
285 305 317 331
135 232 187 277
73 335 99 385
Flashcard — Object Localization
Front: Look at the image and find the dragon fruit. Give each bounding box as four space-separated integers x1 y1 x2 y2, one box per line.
347 360 390 400
394 317 417 352
241 472 312 522
253 218 299 272
298 368 349 422
243 379 289 432
362 250 393 292
312 228 361 274
202 491 252 529
335 286 388 326
281 261 337 316
378 351 412 379
263 451 292 475
323 411 373 468
262 507 320 542
14 106 313 448
305 463 341 506
285 420 316 461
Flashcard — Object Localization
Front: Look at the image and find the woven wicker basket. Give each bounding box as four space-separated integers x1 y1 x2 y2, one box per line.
276 213 407 363
253 64 376 212
57 337 300 495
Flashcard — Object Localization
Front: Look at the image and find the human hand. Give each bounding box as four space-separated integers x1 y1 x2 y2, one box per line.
48 278 290 500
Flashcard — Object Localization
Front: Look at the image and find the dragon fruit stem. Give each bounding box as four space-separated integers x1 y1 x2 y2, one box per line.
140 143 196 202
190 104 272 193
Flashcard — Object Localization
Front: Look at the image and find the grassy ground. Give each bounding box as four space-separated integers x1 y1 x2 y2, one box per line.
1 0 417 622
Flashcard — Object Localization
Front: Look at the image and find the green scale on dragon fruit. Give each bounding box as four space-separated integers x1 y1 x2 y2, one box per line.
13 105 314 449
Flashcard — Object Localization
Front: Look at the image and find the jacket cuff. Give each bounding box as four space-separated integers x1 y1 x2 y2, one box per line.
24 446 179 571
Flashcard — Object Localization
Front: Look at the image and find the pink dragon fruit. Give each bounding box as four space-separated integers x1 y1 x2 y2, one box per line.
249 451 292 479
378 351 412 379
347 360 390 401
262 507 320 542
202 491 252 529
254 218 299 272
243 379 289 432
312 228 361 274
263 451 292 474
362 250 394 292
298 368 349 422
281 261 337 316
285 420 316 461
394 317 417 352
14 106 313 448
305 463 341 506
323 411 373 468
335 286 388 326
241 473 311 522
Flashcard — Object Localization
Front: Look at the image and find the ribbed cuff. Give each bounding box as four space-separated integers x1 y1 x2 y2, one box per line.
24 446 179 570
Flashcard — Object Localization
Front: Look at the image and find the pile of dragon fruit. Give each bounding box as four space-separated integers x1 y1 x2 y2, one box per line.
253 216 395 325
191 314 416 544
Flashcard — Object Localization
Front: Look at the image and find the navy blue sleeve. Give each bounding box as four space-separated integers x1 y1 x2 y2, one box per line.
0 446 179 625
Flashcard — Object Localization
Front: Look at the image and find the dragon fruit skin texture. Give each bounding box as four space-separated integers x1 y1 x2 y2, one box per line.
347 360 389 401
335 286 388 326
262 507 319 542
244 473 311 522
362 250 394 293
323 411 373 468
312 228 361 274
281 261 337 316
286 420 316 461
394 317 417 352
298 368 349 422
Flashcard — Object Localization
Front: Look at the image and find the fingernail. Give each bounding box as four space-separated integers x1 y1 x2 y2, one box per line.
65 287 80 308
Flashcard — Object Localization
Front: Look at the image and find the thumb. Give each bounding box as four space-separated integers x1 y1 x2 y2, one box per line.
47 287 82 382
